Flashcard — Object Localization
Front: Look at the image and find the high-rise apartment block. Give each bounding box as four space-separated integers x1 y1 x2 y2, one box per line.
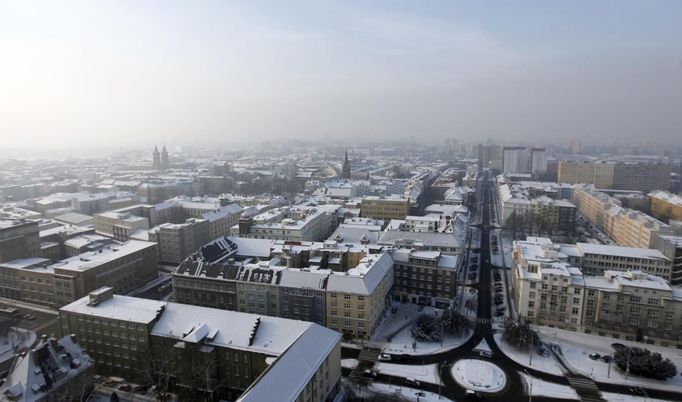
557 161 615 189
649 191 682 223
572 185 670 249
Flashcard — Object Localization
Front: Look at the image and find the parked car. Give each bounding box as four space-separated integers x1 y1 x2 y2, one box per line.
600 355 612 363
363 369 378 378
588 353 601 360
378 353 392 362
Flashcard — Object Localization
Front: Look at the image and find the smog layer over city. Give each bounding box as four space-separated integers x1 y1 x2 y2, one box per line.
0 1 681 402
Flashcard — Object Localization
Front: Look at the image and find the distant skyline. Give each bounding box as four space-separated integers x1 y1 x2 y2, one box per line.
1 0 681 149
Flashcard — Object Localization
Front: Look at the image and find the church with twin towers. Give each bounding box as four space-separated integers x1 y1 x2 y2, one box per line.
152 145 170 170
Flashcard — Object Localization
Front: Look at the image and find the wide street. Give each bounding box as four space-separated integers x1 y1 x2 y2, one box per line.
344 172 682 402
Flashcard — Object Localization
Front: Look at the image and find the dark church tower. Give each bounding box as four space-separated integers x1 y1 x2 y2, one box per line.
342 150 351 179
152 146 161 170
161 145 170 170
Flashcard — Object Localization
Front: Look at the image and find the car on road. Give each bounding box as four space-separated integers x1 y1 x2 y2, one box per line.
363 369 378 378
465 389 482 399
588 353 601 360
478 350 493 358
600 355 612 363
378 353 392 362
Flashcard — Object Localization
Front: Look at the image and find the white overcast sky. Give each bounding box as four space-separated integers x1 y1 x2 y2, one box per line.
1 0 681 149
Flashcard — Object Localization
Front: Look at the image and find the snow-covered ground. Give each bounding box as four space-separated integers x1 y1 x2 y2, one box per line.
493 332 564 376
538 326 682 392
451 359 506 393
364 382 453 402
519 371 578 399
369 302 472 356
0 327 36 364
601 392 671 401
455 286 477 318
341 358 359 370
376 362 440 384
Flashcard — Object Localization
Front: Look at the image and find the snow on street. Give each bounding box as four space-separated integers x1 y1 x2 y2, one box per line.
519 372 578 399
376 362 441 384
365 382 453 402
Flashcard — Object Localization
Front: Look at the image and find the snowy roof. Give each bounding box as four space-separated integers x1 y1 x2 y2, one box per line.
237 324 340 402
378 230 462 249
576 243 669 261
0 336 94 402
151 302 316 355
326 252 393 294
230 237 275 258
49 240 157 272
54 212 93 225
60 294 166 324
278 269 328 290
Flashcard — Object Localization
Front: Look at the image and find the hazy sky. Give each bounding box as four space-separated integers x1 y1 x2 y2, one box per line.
1 0 681 149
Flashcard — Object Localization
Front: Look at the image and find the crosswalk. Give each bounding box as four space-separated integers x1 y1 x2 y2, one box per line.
566 374 606 402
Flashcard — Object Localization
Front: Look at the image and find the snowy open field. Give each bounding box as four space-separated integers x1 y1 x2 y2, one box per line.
538 326 682 392
369 302 472 355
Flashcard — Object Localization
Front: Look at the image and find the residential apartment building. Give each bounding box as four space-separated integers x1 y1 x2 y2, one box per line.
0 239 158 307
557 161 615 189
497 177 576 234
530 148 547 175
649 191 682 223
94 211 150 241
612 163 671 192
512 238 682 346
173 236 393 339
232 204 339 242
59 287 342 402
571 243 672 282
391 249 459 307
650 233 682 285
572 185 671 248
148 218 210 264
502 146 529 174
0 335 94 401
360 196 410 223
0 219 40 263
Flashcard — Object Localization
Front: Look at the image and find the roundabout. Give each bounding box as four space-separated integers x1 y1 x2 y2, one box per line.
451 359 507 394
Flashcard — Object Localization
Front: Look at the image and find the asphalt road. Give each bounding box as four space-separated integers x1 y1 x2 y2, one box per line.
349 172 682 401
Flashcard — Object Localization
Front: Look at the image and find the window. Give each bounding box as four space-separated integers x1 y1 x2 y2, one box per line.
528 301 535 308
530 282 537 289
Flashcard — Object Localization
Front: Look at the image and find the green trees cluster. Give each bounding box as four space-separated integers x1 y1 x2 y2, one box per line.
614 346 677 380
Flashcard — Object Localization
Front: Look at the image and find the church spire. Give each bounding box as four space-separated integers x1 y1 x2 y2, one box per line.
342 149 351 179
